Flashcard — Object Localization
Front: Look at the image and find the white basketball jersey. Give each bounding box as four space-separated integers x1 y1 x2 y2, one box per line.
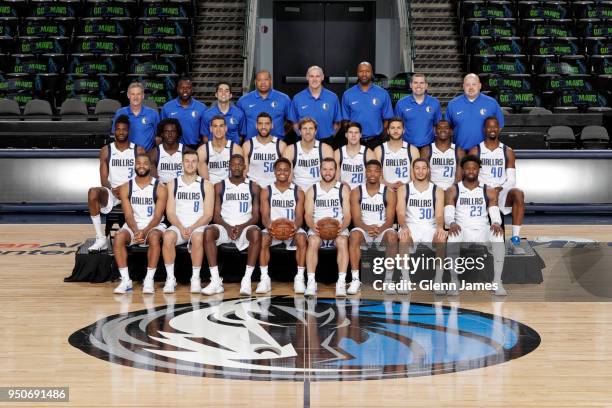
268 183 299 222
220 178 254 226
157 143 183 184
405 182 437 227
339 145 366 189
312 181 344 223
292 141 322 191
128 177 159 229
206 140 233 184
454 182 489 228
247 136 281 187
429 142 457 190
381 141 412 184
478 142 508 188
358 184 387 226
173 176 205 227
107 142 136 188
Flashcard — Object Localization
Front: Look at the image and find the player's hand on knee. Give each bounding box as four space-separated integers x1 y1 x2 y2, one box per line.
314 225 321 236
435 228 448 242
367 225 379 237
390 181 402 192
490 223 503 237
398 227 412 243
449 222 461 236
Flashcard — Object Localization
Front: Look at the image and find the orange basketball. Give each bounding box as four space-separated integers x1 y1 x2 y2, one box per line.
317 217 340 240
271 218 295 241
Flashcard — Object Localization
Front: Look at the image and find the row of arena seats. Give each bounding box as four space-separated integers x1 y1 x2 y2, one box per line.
545 124 610 148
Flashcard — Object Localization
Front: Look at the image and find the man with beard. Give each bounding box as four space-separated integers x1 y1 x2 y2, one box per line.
161 77 207 149
202 155 262 296
259 158 308 294
243 112 287 188
112 82 159 151
468 116 525 254
162 150 214 293
200 81 245 144
421 120 460 190
341 62 393 149
149 118 185 184
196 115 244 184
87 115 146 252
112 154 168 294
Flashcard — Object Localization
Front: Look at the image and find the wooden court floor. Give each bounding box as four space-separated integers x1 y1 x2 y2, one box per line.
1 224 612 407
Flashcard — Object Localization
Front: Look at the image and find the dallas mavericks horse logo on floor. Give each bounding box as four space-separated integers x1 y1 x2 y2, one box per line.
69 297 540 381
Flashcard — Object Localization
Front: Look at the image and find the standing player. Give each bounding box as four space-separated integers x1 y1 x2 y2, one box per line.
87 115 146 252
396 158 447 290
372 117 420 191
421 120 460 190
196 115 243 184
282 117 334 192
112 154 168 294
348 160 398 295
469 116 525 253
259 158 308 294
444 155 506 296
150 118 185 184
162 151 214 293
335 122 375 189
243 112 287 188
304 158 351 296
202 154 262 296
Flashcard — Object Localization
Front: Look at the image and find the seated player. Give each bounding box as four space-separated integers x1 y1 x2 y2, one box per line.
304 157 351 296
196 115 243 184
348 160 398 295
150 118 185 184
396 158 447 290
87 115 145 252
468 116 525 253
112 154 168 294
282 117 334 192
372 117 419 191
243 112 287 188
445 155 506 296
421 120 460 191
259 158 308 294
202 154 262 296
335 122 375 189
162 150 214 293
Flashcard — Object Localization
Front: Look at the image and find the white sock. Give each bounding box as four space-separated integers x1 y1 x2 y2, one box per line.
119 267 129 281
351 269 359 281
401 268 411 281
209 266 220 280
145 267 156 281
244 265 255 279
260 266 269 278
296 267 305 278
338 272 346 284
511 225 521 237
492 242 505 284
192 266 201 280
307 272 315 282
165 264 174 280
91 215 104 238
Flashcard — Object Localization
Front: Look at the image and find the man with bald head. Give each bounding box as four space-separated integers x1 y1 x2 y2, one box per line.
289 66 342 147
446 73 504 150
237 70 291 141
341 62 393 149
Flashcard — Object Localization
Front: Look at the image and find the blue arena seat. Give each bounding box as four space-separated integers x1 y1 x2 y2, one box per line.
9 54 64 75
471 55 529 75
85 2 132 18
464 18 517 37
23 17 73 37
79 17 128 36
73 36 127 55
136 18 186 37
518 0 569 20
463 0 515 19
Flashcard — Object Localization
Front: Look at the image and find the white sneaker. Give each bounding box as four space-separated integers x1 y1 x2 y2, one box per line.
255 276 271 294
294 276 306 294
163 278 176 294
305 279 317 296
142 278 155 294
113 278 133 294
190 277 202 293
494 283 507 296
202 278 224 295
335 281 347 297
240 276 252 296
347 279 361 295
88 237 108 252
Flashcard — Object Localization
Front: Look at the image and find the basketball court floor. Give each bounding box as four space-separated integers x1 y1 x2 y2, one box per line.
1 221 611 407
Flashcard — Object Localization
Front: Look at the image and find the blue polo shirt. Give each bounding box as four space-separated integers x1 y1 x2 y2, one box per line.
341 84 394 138
160 97 207 146
112 105 159 151
446 93 505 150
394 94 442 147
289 87 342 140
200 104 245 144
237 89 291 140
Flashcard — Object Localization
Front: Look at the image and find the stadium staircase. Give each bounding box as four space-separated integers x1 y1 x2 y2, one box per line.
191 1 247 104
410 0 464 104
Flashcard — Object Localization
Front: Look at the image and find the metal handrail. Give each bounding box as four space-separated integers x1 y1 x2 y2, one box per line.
242 0 258 94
